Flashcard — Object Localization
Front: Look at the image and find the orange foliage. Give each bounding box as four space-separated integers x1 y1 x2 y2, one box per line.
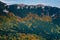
42 15 52 22
16 13 52 22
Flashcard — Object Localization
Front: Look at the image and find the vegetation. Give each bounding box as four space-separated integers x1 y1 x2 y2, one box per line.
0 12 60 40
0 1 60 40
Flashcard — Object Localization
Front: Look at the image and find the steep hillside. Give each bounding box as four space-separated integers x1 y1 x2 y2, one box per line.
0 1 60 26
0 1 60 40
0 12 60 40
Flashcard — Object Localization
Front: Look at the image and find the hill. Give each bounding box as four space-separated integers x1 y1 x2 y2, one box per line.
0 1 60 40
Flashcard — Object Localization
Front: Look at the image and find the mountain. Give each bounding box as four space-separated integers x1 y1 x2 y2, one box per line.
0 1 60 26
0 1 8 16
8 4 60 17
0 1 60 40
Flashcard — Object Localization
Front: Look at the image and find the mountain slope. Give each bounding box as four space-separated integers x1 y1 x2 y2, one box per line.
0 12 60 40
0 1 60 40
8 4 60 26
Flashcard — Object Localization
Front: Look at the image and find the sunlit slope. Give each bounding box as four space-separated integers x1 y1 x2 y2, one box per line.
0 12 60 40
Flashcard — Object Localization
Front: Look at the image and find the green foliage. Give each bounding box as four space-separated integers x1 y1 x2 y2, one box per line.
0 13 60 40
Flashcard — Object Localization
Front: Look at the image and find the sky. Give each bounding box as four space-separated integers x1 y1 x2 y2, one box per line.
0 0 60 8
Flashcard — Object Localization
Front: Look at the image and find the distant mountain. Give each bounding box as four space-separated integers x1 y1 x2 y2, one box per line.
8 4 60 17
0 1 60 17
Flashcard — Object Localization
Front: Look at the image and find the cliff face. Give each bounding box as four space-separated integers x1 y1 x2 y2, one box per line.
0 1 60 40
